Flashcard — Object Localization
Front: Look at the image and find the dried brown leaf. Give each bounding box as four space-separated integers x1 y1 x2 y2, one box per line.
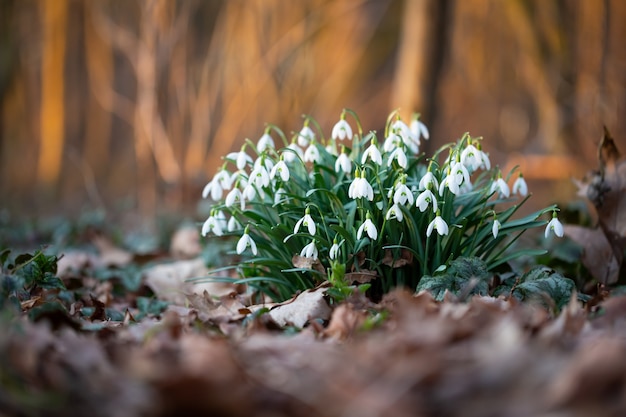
564 224 619 284
381 248 413 268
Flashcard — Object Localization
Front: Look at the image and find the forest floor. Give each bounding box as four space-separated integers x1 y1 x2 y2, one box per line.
1 217 626 417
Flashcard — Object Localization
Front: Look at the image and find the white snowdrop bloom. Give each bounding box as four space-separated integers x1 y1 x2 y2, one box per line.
226 150 253 170
391 119 411 142
225 187 245 210
257 132 275 152
349 172 374 201
254 156 274 173
461 144 481 172
294 208 316 236
490 177 510 198
361 141 383 166
357 213 378 240
393 183 414 206
335 152 352 174
332 119 353 141
410 117 429 141
202 177 224 201
512 174 528 197
383 132 402 153
227 216 242 232
236 229 258 255
451 161 471 187
270 160 290 182
300 240 318 259
477 146 491 170
326 141 338 156
387 147 408 169
419 171 439 191
298 125 315 147
545 213 564 238
439 173 460 196
304 143 321 163
385 203 404 222
250 165 270 189
416 189 438 213
492 219 501 238
243 182 258 201
329 240 341 260
403 133 420 155
426 214 449 237
282 143 303 163
201 212 224 237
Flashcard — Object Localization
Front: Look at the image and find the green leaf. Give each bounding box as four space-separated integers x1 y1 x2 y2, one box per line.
417 256 491 300
505 266 576 310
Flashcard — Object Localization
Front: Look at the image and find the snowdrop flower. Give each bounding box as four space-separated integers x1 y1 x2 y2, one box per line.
439 171 460 196
225 187 245 210
201 210 224 237
331 117 353 141
490 175 510 198
492 218 501 238
393 181 414 206
388 147 408 169
419 170 439 191
294 207 316 236
300 240 318 259
416 189 438 213
357 212 378 240
335 149 352 173
243 181 259 201
270 159 290 182
361 139 383 166
304 143 321 163
426 212 449 237
461 143 481 172
227 216 242 232
329 238 342 260
237 226 257 255
451 161 471 187
250 165 270 189
273 187 287 205
410 115 429 141
382 132 402 153
202 169 232 201
282 143 303 163
257 131 275 152
545 211 564 238
254 155 274 172
512 173 528 197
385 203 404 222
348 169 374 201
298 124 315 147
391 119 411 142
476 143 491 170
226 150 253 170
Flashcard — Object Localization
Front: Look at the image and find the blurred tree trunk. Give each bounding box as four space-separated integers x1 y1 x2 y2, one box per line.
38 0 68 188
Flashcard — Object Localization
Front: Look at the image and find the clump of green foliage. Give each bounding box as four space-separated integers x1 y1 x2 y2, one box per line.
200 109 567 302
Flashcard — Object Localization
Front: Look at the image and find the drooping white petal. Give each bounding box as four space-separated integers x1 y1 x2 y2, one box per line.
492 219 501 238
335 153 352 173
331 119 353 141
545 217 564 238
512 175 528 197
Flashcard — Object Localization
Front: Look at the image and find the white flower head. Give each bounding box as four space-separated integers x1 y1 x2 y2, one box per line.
250 165 270 189
545 212 564 238
492 218 501 238
257 132 275 152
461 143 481 172
391 119 411 142
490 176 510 198
335 151 352 174
451 161 471 187
294 207 316 236
227 216 242 232
273 187 287 205
388 147 408 169
410 115 429 141
439 171 460 196
297 124 315 147
236 227 258 255
385 203 404 222
270 159 290 182
332 118 353 141
419 171 439 191
416 189 438 213
512 173 528 197
329 239 342 260
426 213 449 237
383 132 402 153
304 143 321 163
357 212 378 240
226 150 253 170
361 139 383 166
201 211 224 237
300 240 318 259
225 187 245 210
393 182 414 206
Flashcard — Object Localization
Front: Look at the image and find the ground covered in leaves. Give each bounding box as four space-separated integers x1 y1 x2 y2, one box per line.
1 220 626 417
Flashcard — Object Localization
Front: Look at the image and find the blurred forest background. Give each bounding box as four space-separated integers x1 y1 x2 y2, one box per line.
0 0 624 230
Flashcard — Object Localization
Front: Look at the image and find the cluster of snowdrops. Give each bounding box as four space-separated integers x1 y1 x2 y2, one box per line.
200 110 563 301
